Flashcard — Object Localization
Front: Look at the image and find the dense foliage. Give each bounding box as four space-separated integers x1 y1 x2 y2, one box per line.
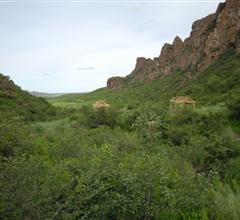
0 74 58 121
1 51 240 219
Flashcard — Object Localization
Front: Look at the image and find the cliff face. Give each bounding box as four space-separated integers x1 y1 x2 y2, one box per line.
107 0 240 90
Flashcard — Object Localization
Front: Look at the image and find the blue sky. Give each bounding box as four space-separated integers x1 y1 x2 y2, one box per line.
0 0 223 92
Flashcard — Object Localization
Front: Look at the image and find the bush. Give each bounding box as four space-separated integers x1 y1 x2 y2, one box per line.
225 156 240 184
180 135 209 171
78 105 119 129
0 111 31 158
227 97 240 121
119 110 140 130
210 183 240 220
132 111 166 141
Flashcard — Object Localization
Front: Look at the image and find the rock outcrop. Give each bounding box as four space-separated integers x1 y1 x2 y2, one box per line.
107 0 240 90
127 57 159 82
107 77 125 90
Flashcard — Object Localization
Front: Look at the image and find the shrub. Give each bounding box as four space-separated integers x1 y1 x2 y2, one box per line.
210 183 240 220
0 111 31 158
225 156 240 184
79 105 119 129
180 135 209 171
119 110 140 130
227 97 240 121
132 111 166 141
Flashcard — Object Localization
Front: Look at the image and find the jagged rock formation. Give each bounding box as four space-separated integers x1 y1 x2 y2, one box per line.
107 77 125 90
107 0 240 90
126 57 160 82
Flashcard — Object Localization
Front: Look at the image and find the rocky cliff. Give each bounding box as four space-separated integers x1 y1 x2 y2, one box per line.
107 0 240 90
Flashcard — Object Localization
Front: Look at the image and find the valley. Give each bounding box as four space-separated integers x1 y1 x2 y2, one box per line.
0 0 240 219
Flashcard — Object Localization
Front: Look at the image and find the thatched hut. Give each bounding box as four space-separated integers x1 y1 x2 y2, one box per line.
170 96 196 109
93 100 110 109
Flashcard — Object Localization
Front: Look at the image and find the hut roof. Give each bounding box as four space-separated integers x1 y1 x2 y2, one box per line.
170 96 196 104
93 100 110 109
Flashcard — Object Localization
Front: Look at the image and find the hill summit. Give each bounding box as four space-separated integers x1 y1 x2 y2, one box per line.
107 0 240 90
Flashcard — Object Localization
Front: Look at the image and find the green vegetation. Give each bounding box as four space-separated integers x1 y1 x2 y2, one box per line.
1 50 240 219
0 74 58 121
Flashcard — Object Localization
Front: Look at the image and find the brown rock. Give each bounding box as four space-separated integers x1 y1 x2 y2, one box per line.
125 57 160 83
107 76 124 90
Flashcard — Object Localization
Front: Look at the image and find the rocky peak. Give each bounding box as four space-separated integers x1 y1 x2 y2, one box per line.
173 36 183 50
107 0 240 90
134 57 153 71
159 43 173 64
126 57 157 82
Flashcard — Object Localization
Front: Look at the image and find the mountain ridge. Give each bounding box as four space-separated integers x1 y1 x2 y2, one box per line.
107 0 240 90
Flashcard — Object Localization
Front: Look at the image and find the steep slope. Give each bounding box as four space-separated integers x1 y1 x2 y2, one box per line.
107 0 240 90
0 74 57 121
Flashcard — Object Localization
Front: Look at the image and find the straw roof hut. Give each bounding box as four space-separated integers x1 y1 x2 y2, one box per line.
93 100 110 109
170 96 196 109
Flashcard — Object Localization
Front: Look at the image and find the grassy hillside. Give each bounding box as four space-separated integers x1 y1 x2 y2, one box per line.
0 74 57 121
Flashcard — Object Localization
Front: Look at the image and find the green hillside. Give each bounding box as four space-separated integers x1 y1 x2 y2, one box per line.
0 74 57 121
